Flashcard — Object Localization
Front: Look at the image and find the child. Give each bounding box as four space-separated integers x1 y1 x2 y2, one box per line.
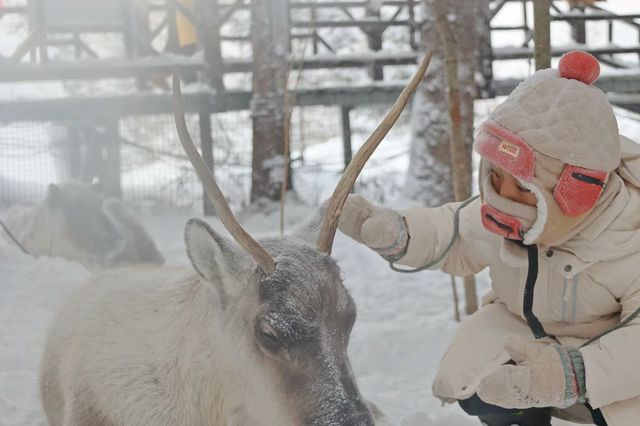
338 51 640 426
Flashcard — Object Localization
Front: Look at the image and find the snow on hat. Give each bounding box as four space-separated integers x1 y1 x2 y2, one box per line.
474 51 620 245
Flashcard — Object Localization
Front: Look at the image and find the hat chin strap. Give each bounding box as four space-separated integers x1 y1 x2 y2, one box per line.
518 179 548 245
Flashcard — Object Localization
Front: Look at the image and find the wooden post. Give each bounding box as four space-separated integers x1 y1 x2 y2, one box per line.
476 0 494 98
250 0 291 202
199 112 215 215
311 4 319 54
450 275 461 322
408 0 417 50
533 0 551 70
66 126 82 180
122 0 135 60
26 1 38 63
570 4 586 44
435 3 478 315
341 106 353 170
299 106 306 165
73 32 82 58
522 0 529 46
31 0 49 63
104 118 122 198
165 0 179 54
365 1 384 80
638 26 640 64
194 0 225 90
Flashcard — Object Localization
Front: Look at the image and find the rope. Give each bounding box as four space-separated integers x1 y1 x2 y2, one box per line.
0 217 30 256
580 305 640 348
388 195 479 273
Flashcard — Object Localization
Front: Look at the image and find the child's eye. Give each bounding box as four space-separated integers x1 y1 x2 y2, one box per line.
517 185 531 193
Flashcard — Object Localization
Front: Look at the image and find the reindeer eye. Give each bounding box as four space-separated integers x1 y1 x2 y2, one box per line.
256 321 284 352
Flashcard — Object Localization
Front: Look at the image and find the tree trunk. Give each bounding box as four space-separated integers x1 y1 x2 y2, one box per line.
435 1 478 315
250 0 292 202
475 0 493 99
407 0 478 314
533 0 551 70
405 0 476 207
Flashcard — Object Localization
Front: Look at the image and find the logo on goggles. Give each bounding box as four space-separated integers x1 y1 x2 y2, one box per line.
498 140 520 158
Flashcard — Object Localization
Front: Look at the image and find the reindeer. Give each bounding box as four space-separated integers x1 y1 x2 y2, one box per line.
2 181 164 269
39 51 432 426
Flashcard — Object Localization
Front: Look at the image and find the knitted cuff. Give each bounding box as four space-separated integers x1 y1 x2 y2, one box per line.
552 345 580 407
377 215 410 262
568 348 586 403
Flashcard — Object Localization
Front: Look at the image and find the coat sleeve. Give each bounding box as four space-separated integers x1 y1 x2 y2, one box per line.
579 275 640 409
395 197 496 276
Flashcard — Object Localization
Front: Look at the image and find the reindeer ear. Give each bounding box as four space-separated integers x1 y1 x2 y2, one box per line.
184 218 253 290
91 179 105 195
46 183 61 206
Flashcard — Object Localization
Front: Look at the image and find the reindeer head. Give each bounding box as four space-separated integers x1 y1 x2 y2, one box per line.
22 182 124 266
173 49 432 425
184 217 369 424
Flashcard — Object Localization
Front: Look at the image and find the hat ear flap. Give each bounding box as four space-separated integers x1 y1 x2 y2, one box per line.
554 166 607 216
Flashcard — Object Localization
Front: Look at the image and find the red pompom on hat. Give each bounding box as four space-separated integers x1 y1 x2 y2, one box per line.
558 50 600 84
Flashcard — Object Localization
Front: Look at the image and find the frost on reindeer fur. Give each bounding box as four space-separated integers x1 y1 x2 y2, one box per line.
38 216 382 426
2 200 493 426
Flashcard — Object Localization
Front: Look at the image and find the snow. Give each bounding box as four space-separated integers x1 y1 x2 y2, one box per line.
1 87 639 426
0 240 89 426
1 1 639 424
1 199 582 426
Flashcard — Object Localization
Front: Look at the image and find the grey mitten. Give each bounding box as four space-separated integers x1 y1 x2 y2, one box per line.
338 194 409 261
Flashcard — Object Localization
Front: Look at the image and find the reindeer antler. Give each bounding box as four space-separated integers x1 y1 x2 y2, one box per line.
173 76 276 275
316 49 433 254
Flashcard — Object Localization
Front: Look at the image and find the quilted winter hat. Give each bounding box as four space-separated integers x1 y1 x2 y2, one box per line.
474 51 620 245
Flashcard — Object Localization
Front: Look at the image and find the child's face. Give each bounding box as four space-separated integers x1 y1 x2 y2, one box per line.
490 166 537 207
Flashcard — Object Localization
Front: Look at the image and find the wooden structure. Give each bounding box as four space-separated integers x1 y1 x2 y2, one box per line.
2 1 640 80
1 0 640 201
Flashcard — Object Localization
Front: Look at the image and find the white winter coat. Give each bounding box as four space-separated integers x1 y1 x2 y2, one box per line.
396 139 640 425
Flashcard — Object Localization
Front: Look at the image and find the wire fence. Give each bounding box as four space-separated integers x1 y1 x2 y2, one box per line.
0 104 411 212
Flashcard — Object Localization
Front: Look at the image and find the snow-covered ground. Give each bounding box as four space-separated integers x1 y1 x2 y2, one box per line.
2 2 639 424
1 200 584 426
3 73 640 426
